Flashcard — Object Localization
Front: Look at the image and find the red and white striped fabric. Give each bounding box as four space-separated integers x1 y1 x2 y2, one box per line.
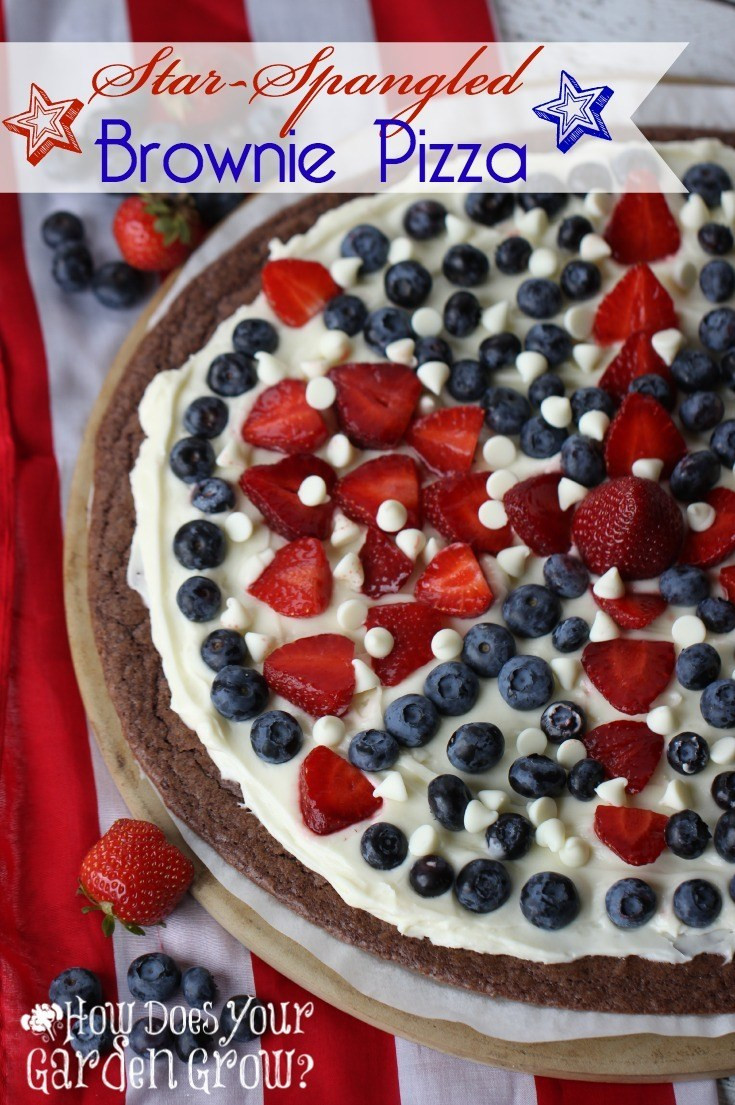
0 1 722 1102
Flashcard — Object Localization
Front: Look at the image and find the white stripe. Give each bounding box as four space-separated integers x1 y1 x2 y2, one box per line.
395 1036 538 1105
674 1080 721 1105
244 0 375 41
3 0 130 40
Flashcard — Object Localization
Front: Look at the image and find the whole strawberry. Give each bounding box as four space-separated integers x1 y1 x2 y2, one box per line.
79 819 194 936
113 195 203 273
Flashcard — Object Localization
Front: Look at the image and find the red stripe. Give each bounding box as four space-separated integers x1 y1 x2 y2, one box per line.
369 0 495 41
126 0 250 40
535 1077 676 1105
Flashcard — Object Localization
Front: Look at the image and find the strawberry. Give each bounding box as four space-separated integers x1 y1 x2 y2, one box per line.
329 363 421 449
359 528 414 599
79 819 194 935
603 193 681 264
299 746 382 835
261 259 341 327
581 639 675 715
598 330 673 402
264 633 355 717
336 454 421 529
113 195 203 273
720 565 735 603
593 264 678 344
423 472 513 555
594 806 668 867
583 720 663 794
365 603 445 686
240 454 336 541
572 476 684 580
414 542 493 617
604 392 686 478
680 487 735 568
249 538 332 617
592 590 666 629
241 380 329 454
405 406 484 475
503 472 574 556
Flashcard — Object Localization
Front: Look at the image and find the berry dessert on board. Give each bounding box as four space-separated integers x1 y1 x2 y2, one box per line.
88 136 735 1015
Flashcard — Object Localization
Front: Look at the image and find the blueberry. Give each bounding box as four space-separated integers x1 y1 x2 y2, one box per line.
495 236 531 275
341 223 389 273
517 279 563 319
207 352 257 397
201 629 246 672
128 953 181 1001
666 809 711 859
384 694 439 747
129 1017 172 1059
176 1023 212 1063
448 359 486 401
718 811 735 861
509 754 566 798
194 193 242 226
560 434 605 486
701 679 735 728
53 242 93 292
517 190 567 217
49 967 103 1011
409 855 454 897
520 871 580 930
557 214 593 251
503 584 561 638
415 335 453 366
711 419 735 465
570 386 616 422
667 731 710 776
712 771 735 810
182 966 217 1009
384 260 432 308
543 554 589 599
552 617 590 653
723 351 735 390
683 161 732 207
483 386 531 435
700 259 735 303
699 307 735 353
528 373 564 408
541 700 586 743
173 520 225 570
698 222 734 256
676 643 721 690
479 332 521 371
669 449 721 501
360 822 408 870
629 373 675 409
464 192 515 226
443 291 481 337
211 665 268 722
251 710 303 764
672 879 722 927
92 261 148 308
560 260 601 300
323 294 368 336
404 199 446 239
364 306 412 354
424 662 479 716
42 210 84 248
219 996 267 1044
69 1013 113 1057
191 478 235 514
349 728 399 771
177 577 221 622
455 859 511 913
462 622 516 678
520 416 567 458
427 774 472 831
660 564 709 606
524 323 572 366
671 349 720 392
498 655 554 711
442 244 489 287
485 812 533 860
232 317 278 356
183 396 228 439
698 597 735 634
567 757 605 801
170 436 216 484
447 722 504 773
605 878 657 929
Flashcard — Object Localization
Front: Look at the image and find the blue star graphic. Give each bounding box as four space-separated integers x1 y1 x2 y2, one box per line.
533 70 614 153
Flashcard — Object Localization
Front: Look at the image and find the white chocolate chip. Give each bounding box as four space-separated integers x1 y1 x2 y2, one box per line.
255 351 287 384
528 796 557 826
417 360 450 395
631 457 664 481
593 566 625 600
376 499 408 533
388 236 413 263
305 376 336 410
411 306 443 337
326 433 354 470
659 778 690 812
536 818 566 852
589 610 619 642
578 409 610 441
478 789 510 812
395 528 426 560
584 190 613 217
517 728 547 756
408 824 438 856
445 213 469 243
540 395 572 429
373 771 407 801
224 512 254 542
244 632 273 663
337 599 368 631
551 657 581 691
647 705 678 735
651 328 683 365
486 469 518 500
529 247 558 278
352 658 380 693
221 597 250 633
385 337 416 366
515 206 548 241
516 350 548 383
364 626 394 659
431 628 463 661
481 300 509 334
483 435 516 468
564 304 594 340
496 545 530 577
595 777 628 805
559 836 591 868
298 475 329 507
722 190 735 224
672 258 698 291
556 738 586 768
329 256 362 288
300 358 329 379
312 715 346 747
573 343 603 373
418 395 436 415
240 549 275 587
711 737 735 765
333 552 364 591
680 193 709 230
580 233 611 261
216 438 246 470
319 329 351 364
687 502 716 532
671 615 706 648
558 477 587 512
478 500 508 530
464 800 498 834
330 510 360 548
423 537 442 563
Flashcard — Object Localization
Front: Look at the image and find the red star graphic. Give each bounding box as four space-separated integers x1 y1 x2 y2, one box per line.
3 83 83 166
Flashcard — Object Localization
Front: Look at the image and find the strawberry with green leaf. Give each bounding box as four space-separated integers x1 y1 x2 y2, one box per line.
113 194 204 272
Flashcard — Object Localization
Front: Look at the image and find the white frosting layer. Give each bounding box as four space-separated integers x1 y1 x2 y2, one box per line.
130 139 735 964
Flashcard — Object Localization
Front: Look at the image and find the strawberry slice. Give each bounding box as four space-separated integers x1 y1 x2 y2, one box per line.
572 477 684 580
592 590 666 629
249 538 332 618
583 720 663 794
423 472 513 555
262 259 340 327
581 639 675 715
604 392 686 479
598 330 673 402
593 264 678 344
721 565 735 603
241 380 329 454
330 363 421 449
336 454 421 529
365 603 445 686
240 454 336 541
594 806 668 866
604 193 681 264
264 633 355 717
405 406 484 475
414 542 493 618
359 528 414 599
299 746 382 835
503 472 574 556
680 488 735 568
